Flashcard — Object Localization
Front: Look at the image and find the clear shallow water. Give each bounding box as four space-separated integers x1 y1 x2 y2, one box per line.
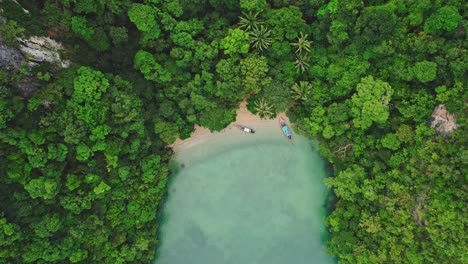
155 124 335 264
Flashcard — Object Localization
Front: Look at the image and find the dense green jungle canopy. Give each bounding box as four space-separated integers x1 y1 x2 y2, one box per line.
0 0 466 263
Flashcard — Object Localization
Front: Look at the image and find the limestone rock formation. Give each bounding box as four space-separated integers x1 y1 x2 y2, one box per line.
19 36 70 68
1 19 70 96
430 104 460 137
0 35 25 70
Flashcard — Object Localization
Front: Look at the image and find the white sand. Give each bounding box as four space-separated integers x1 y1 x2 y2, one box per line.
169 100 290 153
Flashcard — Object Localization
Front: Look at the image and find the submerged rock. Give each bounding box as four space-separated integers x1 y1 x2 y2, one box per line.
430 104 460 137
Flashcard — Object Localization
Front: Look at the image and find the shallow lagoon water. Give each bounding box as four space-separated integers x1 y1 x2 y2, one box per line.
155 124 335 264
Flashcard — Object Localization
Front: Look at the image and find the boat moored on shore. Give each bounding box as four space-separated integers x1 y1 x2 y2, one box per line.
235 124 255 134
279 117 292 140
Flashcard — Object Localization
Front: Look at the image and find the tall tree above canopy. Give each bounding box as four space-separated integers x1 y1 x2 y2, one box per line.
424 5 462 34
220 28 250 56
72 67 110 104
265 6 307 41
350 76 393 130
127 3 158 32
412 60 437 83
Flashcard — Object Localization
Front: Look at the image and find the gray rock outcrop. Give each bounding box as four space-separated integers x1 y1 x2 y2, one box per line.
0 35 25 70
1 28 70 97
19 36 70 68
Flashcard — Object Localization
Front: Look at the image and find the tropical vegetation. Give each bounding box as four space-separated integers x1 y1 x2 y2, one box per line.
0 0 466 263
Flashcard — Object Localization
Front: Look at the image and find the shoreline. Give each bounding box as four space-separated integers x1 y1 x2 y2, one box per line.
169 100 290 153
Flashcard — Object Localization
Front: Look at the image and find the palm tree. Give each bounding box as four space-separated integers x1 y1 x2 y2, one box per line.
254 98 274 119
294 53 310 73
291 32 312 56
249 25 272 51
238 11 263 32
291 81 313 102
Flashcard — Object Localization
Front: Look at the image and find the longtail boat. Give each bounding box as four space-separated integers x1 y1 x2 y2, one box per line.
279 117 292 140
235 125 255 134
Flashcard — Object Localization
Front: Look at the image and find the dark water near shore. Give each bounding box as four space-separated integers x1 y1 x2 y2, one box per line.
155 124 335 264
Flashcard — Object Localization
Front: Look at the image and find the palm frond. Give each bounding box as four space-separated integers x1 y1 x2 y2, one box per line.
291 81 313 101
254 98 274 119
294 54 311 73
249 25 272 51
238 11 263 32
291 32 312 56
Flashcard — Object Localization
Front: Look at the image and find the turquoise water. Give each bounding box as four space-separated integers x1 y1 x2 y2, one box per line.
155 124 335 264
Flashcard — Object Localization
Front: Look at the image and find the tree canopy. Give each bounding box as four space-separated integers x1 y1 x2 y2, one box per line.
0 0 466 263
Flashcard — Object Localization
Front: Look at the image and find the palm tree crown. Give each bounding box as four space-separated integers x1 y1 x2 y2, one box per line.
254 98 275 119
294 53 311 73
291 32 312 56
291 81 313 101
238 11 263 32
249 25 272 51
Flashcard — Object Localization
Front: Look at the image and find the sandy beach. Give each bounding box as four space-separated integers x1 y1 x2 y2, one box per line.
169 100 290 153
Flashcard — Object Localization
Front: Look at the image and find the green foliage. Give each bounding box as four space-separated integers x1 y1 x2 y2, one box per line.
69 250 88 263
73 0 103 14
355 5 398 45
1 62 170 263
350 76 393 130
198 107 236 132
72 67 109 104
1 1 465 263
381 133 401 150
396 124 415 143
0 0 45 35
317 0 339 16
36 72 51 82
109 26 128 45
24 177 59 200
128 4 157 32
240 0 267 12
154 120 178 144
266 6 307 41
71 16 94 41
240 53 271 94
0 20 25 45
134 50 171 82
88 28 110 51
324 165 365 202
249 25 272 51
220 28 250 55
76 143 92 161
291 81 312 102
238 11 263 32
93 181 111 195
254 98 275 119
0 216 21 258
0 70 7 85
413 60 437 83
48 143 68 161
291 32 311 56
294 53 310 73
424 6 462 34
32 214 62 238
259 80 292 113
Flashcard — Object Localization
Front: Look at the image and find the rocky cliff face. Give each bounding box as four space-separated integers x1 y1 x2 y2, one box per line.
0 35 25 70
19 36 70 68
1 18 70 96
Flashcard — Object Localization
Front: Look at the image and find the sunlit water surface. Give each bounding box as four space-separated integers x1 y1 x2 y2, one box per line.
155 124 335 264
